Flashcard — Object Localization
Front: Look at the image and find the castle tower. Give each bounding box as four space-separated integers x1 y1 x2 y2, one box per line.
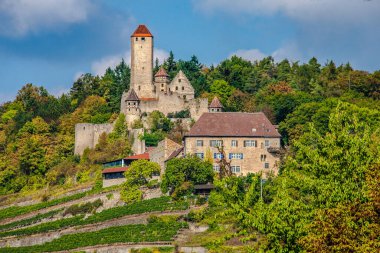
154 67 170 93
130 25 155 98
124 89 141 126
208 96 223 112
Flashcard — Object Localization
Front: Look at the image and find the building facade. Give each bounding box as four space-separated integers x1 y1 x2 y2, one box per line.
184 111 281 176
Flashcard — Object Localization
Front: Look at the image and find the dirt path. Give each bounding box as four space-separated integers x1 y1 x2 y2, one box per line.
0 190 119 226
0 209 191 248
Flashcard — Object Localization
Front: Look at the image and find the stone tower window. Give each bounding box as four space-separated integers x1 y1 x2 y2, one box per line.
138 86 141 91
183 95 186 99
135 38 138 41
141 37 145 41
178 79 181 83
182 86 184 91
161 83 164 87
176 86 178 90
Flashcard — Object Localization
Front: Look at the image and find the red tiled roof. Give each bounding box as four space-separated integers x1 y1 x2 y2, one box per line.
185 112 281 138
124 152 150 160
155 67 169 77
102 167 128 174
140 97 158 101
125 89 139 101
165 147 184 162
209 97 223 108
131 25 153 37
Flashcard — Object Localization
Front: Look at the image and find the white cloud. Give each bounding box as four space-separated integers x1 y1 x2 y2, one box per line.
230 43 302 63
0 0 95 36
229 49 266 62
193 0 380 25
91 48 169 77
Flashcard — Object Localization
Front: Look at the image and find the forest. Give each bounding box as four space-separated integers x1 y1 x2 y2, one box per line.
0 53 379 251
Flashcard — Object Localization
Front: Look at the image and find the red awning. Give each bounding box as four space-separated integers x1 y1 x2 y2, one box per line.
124 153 150 160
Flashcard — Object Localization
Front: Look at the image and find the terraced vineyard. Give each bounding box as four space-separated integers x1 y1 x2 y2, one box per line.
0 196 188 238
0 218 187 253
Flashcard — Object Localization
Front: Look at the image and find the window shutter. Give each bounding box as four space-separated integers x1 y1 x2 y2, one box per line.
255 141 257 147
213 153 216 159
243 141 246 147
229 153 232 159
241 153 244 159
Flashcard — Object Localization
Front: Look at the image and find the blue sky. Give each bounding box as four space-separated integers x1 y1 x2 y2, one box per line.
0 0 379 103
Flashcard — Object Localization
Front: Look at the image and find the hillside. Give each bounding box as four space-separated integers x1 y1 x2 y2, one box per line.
1 54 380 252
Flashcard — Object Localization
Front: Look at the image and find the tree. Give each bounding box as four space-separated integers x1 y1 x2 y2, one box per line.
108 113 128 140
121 160 160 204
161 156 214 197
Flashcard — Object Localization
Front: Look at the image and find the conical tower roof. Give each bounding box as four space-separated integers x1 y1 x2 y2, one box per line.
131 25 153 37
209 96 223 108
155 67 169 77
125 89 140 101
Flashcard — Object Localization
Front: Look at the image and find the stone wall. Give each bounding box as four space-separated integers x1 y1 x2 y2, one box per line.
102 177 126 188
74 124 145 156
74 123 114 155
184 136 281 176
168 70 195 100
149 138 182 176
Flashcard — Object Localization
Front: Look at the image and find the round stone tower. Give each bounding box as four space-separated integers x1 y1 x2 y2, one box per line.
208 96 223 112
154 67 170 93
130 25 155 99
124 88 141 126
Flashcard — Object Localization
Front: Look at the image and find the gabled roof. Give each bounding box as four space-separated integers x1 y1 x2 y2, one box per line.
165 147 184 162
131 25 153 37
125 89 139 101
209 97 223 108
102 167 128 174
155 67 169 77
124 152 150 160
185 112 281 138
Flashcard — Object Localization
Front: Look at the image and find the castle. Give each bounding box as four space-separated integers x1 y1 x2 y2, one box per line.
74 25 208 155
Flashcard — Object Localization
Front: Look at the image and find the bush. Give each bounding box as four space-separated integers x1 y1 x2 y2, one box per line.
63 199 102 216
172 182 194 200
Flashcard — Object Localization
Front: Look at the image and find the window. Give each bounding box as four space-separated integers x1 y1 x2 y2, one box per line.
196 140 203 147
196 153 204 159
135 37 138 41
210 140 223 147
141 37 145 41
229 153 243 159
213 153 224 159
213 165 220 172
265 140 270 147
244 140 257 147
264 162 270 169
161 83 164 87
182 86 184 91
231 166 241 173
260 154 267 162
231 140 238 147
179 79 181 83
138 86 141 91
176 86 178 90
